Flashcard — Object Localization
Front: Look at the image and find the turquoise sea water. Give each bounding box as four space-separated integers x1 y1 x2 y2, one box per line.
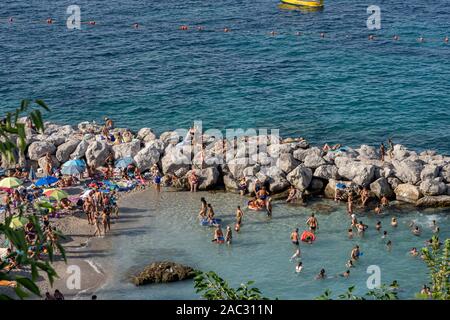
1 1 449 153
97 190 449 300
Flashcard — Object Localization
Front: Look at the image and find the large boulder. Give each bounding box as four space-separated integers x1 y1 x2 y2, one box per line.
188 167 220 190
416 195 450 208
132 261 195 286
85 141 111 168
370 177 394 198
70 139 90 159
303 154 326 169
392 144 410 160
293 147 321 162
28 141 56 160
56 139 80 163
160 145 191 174
286 165 312 191
420 164 440 181
324 179 356 199
223 173 239 192
226 158 249 179
160 131 181 146
419 179 447 196
134 147 160 171
145 139 165 154
387 177 401 190
335 158 375 186
37 155 60 172
137 128 157 142
313 165 340 180
112 140 141 159
251 152 273 166
78 121 102 134
356 145 378 160
440 164 450 183
394 184 422 203
392 159 424 185
276 153 299 173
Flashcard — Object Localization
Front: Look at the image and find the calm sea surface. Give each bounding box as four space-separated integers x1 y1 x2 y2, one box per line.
1 1 449 153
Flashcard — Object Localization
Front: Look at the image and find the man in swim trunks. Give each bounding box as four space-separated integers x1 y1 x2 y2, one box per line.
306 213 319 233
351 245 360 261
290 228 300 245
235 206 243 225
212 226 224 243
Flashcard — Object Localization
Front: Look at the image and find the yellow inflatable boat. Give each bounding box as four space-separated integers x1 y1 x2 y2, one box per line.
281 0 324 7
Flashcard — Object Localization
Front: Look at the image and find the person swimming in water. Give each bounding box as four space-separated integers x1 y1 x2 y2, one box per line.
316 268 326 280
376 221 382 232
346 260 354 268
291 228 300 246
295 262 303 273
410 247 419 257
199 197 207 219
351 245 360 261
212 226 224 243
348 228 353 239
374 204 382 215
386 240 392 251
290 248 301 261
391 217 398 228
225 226 232 244
306 213 319 233
207 204 215 222
412 225 421 236
350 214 358 228
341 270 350 278
382 230 388 239
381 195 389 207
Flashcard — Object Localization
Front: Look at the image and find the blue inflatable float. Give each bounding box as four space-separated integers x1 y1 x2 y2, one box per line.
200 218 222 226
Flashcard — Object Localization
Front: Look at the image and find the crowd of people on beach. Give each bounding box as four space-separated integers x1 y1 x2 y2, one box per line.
0 117 166 297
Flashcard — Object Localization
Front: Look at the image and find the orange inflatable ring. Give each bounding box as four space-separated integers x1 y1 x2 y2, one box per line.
301 231 316 242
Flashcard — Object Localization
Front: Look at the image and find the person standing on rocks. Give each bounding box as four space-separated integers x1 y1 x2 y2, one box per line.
388 138 394 159
188 171 199 192
380 142 386 161
360 187 369 207
44 152 53 176
347 192 354 215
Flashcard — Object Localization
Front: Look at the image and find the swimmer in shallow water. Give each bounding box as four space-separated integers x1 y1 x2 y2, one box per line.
212 226 224 242
391 217 398 227
386 240 392 251
341 270 350 278
295 262 303 273
412 225 421 236
348 228 353 239
316 268 326 280
290 248 301 261
376 221 382 232
225 226 232 244
351 245 360 261
410 247 419 257
346 260 354 268
382 230 388 239
306 213 319 233
291 228 300 246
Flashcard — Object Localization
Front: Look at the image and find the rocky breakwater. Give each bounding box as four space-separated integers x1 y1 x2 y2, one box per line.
2 119 450 208
132 261 196 286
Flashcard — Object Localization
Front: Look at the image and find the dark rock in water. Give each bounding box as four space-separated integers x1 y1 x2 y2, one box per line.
132 261 196 286
416 195 450 208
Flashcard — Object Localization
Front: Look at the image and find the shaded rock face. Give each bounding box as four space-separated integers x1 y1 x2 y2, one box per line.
187 167 220 190
85 141 111 167
335 158 375 186
71 139 90 159
313 165 339 180
112 140 141 159
134 146 160 171
370 177 394 198
440 164 450 183
161 145 191 174
286 165 312 191
137 128 156 142
132 261 195 286
56 139 80 163
419 179 447 196
356 145 378 160
392 159 424 185
416 195 450 208
276 153 299 174
28 141 56 160
394 184 422 203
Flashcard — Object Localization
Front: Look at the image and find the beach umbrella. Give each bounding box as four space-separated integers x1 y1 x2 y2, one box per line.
9 216 28 230
115 157 134 169
35 176 59 187
43 189 69 201
64 159 86 168
28 167 37 181
61 165 84 175
0 177 23 189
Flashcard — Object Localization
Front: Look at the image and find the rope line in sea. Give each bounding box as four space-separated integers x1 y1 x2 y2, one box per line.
0 17 449 44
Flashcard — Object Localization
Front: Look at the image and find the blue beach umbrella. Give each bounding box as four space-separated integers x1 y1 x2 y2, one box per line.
64 159 86 168
115 157 134 169
35 176 59 187
61 165 84 175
